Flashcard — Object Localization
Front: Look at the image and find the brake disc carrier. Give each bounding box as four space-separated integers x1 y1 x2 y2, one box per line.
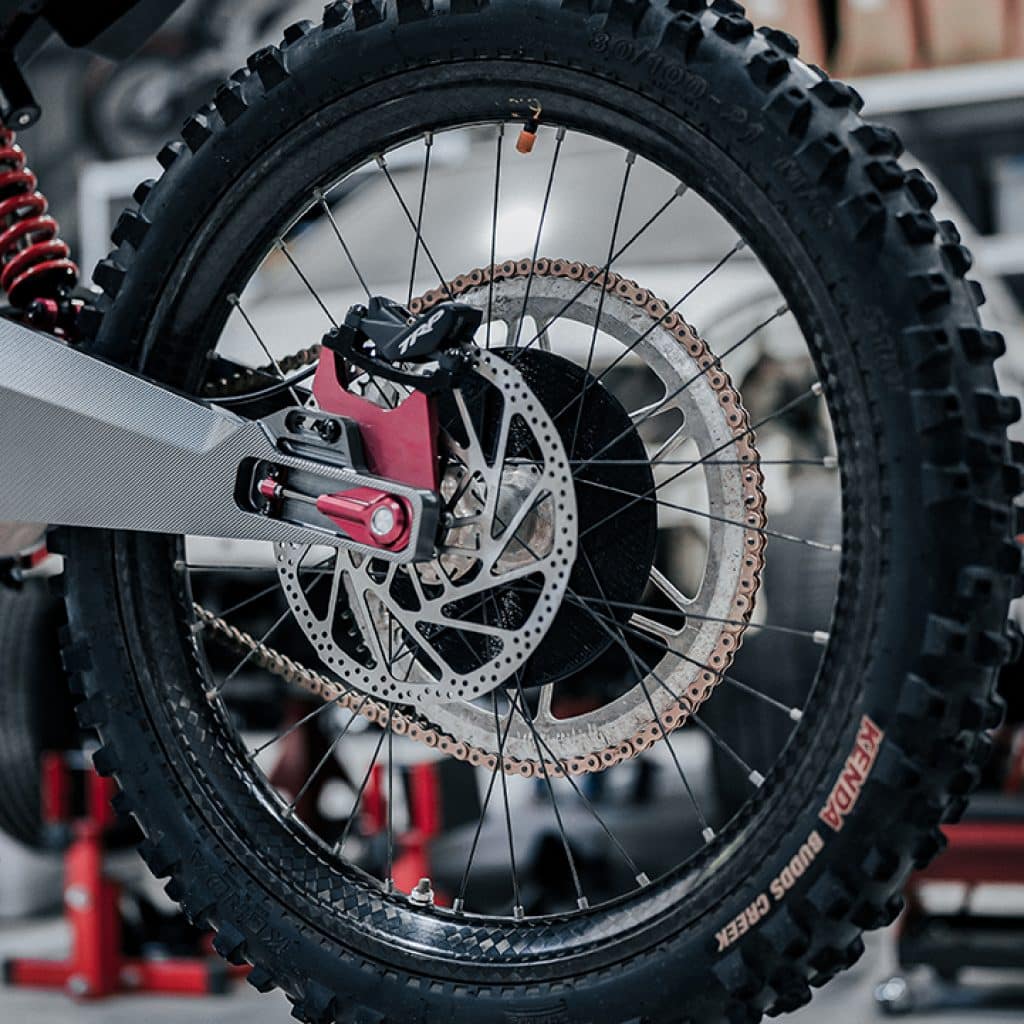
198 258 766 777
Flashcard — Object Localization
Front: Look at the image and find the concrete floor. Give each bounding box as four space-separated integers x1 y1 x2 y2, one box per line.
2 914 1023 1023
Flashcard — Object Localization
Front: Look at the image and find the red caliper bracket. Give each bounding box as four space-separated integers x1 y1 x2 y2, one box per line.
257 296 480 554
259 345 437 552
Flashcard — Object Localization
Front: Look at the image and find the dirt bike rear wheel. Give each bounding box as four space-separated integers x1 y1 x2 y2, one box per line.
59 3 1022 1022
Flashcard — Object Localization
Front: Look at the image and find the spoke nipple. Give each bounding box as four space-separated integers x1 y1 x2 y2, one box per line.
385 878 396 894
749 770 766 788
777 303 790 317
625 150 637 166
226 293 240 307
813 630 830 647
674 182 689 197
424 130 434 146
204 688 221 705
556 126 567 142
173 559 186 573
789 707 804 723
452 897 465 915
823 455 839 469
409 877 435 906
513 904 526 920
375 154 386 169
735 238 748 252
830 543 842 554
577 896 590 910
701 827 716 844
635 872 651 887
811 381 824 397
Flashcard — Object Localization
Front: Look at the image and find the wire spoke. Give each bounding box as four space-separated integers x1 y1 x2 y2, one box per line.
511 675 588 910
385 701 396 891
249 696 346 759
561 589 828 645
575 552 715 842
407 132 434 307
453 700 516 913
209 547 319 693
567 151 635 457
690 713 765 787
589 239 747 392
316 188 372 300
334 723 389 857
485 124 505 350
377 154 455 301
205 581 282 624
277 237 338 326
720 675 804 722
503 685 648 886
493 691 524 918
280 213 398 408
216 609 291 690
562 587 796 788
511 126 566 351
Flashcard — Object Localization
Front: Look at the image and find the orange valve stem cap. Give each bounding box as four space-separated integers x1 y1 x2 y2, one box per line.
516 128 537 154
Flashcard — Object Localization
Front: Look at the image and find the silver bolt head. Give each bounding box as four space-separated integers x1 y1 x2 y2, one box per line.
409 877 434 906
67 975 90 996
370 505 396 537
65 885 90 911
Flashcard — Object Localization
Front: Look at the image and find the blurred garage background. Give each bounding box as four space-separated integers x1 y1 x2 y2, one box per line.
1 1 1023 1021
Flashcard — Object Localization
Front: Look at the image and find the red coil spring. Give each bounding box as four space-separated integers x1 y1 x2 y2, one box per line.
0 127 78 309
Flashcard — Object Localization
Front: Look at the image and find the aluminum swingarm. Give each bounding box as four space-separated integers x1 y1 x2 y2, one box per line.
0 316 440 560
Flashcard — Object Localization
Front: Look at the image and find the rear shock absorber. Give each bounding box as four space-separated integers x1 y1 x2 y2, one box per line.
0 126 82 338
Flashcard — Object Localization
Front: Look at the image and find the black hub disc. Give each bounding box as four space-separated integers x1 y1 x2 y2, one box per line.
509 349 657 685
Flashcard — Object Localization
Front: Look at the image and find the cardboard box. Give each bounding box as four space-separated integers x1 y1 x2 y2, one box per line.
917 0 1008 65
834 0 920 76
743 0 828 67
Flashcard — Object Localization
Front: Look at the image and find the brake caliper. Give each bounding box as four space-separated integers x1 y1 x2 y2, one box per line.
253 297 481 556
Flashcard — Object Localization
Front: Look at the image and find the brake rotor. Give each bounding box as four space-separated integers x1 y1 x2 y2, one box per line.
274 347 578 704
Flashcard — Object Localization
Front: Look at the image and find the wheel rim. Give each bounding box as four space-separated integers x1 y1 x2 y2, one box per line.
120 82 864 962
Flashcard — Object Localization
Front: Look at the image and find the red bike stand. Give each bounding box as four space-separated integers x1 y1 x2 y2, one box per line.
4 753 244 1000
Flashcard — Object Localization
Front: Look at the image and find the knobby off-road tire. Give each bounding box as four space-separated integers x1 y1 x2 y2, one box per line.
58 2 1023 1022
